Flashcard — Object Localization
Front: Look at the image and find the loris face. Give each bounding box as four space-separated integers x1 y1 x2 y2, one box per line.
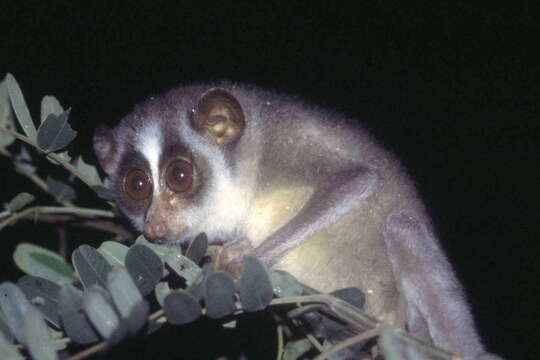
93 86 252 245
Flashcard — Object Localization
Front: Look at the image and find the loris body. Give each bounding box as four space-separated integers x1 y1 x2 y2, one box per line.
94 83 483 356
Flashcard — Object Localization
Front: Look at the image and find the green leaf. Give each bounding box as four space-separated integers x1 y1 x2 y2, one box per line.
0 282 32 344
238 256 273 312
165 252 201 286
58 284 98 344
154 282 172 307
107 267 143 319
37 110 77 152
75 156 102 186
46 176 76 202
134 235 179 258
17 276 61 328
72 245 113 289
40 95 64 123
185 233 208 264
83 286 120 340
98 241 129 267
0 312 13 342
187 263 214 301
330 287 365 310
6 74 37 140
283 339 313 360
13 243 77 284
163 290 201 325
0 78 15 148
125 245 163 296
92 185 116 201
24 306 58 360
204 272 236 319
0 331 23 360
270 270 303 298
6 192 35 212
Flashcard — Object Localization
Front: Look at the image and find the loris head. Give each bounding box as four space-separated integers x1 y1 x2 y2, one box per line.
93 86 248 245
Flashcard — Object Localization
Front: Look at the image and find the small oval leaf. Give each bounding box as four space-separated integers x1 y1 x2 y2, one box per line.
125 245 163 296
17 275 61 328
75 156 102 187
107 267 143 319
154 282 172 307
14 243 77 285
0 330 23 360
238 257 273 312
37 110 77 152
6 74 36 140
40 95 64 124
270 270 303 298
134 235 178 259
83 286 119 339
185 233 208 264
165 252 201 286
204 272 236 319
24 306 58 360
0 78 16 148
58 284 99 344
98 241 129 267
163 290 201 325
0 282 32 344
46 177 76 203
6 192 35 213
72 245 113 289
330 287 365 310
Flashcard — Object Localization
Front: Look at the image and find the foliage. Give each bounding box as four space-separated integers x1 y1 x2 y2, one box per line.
0 74 504 360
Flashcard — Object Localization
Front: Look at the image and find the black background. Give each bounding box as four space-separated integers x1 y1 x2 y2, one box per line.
1 2 539 359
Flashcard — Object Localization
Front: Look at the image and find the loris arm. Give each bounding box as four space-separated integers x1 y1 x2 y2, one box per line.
252 166 379 266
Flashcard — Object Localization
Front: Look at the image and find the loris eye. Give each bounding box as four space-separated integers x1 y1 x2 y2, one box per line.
124 169 152 200
166 159 193 193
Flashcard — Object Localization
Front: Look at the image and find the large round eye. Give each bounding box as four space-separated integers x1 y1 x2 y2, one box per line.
166 159 193 193
124 169 152 201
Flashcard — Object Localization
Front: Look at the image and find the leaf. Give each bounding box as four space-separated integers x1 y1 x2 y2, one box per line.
238 256 273 312
283 339 313 360
37 110 77 152
154 282 172 307
75 156 102 186
98 241 129 267
187 263 215 301
58 284 99 344
164 252 201 287
330 287 365 310
0 282 32 344
92 185 116 201
46 176 77 202
107 267 148 334
0 331 23 360
14 146 36 175
270 270 303 298
83 286 120 340
0 78 15 148
0 312 13 342
13 243 77 285
125 245 163 296
6 74 37 140
6 192 35 212
17 276 61 328
40 95 64 123
134 235 179 259
185 233 208 264
107 267 143 319
24 306 58 360
163 290 201 325
204 272 236 319
72 245 113 289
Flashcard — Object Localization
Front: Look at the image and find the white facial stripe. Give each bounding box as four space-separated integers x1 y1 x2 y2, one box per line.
138 123 162 189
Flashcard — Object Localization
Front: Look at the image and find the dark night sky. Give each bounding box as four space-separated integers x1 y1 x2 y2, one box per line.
1 2 539 359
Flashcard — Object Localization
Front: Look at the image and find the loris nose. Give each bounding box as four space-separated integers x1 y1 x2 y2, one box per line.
144 221 168 240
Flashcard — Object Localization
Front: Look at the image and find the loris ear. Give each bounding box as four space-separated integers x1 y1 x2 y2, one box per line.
93 124 116 176
192 88 245 145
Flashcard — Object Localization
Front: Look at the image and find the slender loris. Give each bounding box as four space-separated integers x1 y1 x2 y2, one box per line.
93 82 484 356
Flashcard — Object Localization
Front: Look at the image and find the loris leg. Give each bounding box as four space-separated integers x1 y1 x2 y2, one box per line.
383 210 484 356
